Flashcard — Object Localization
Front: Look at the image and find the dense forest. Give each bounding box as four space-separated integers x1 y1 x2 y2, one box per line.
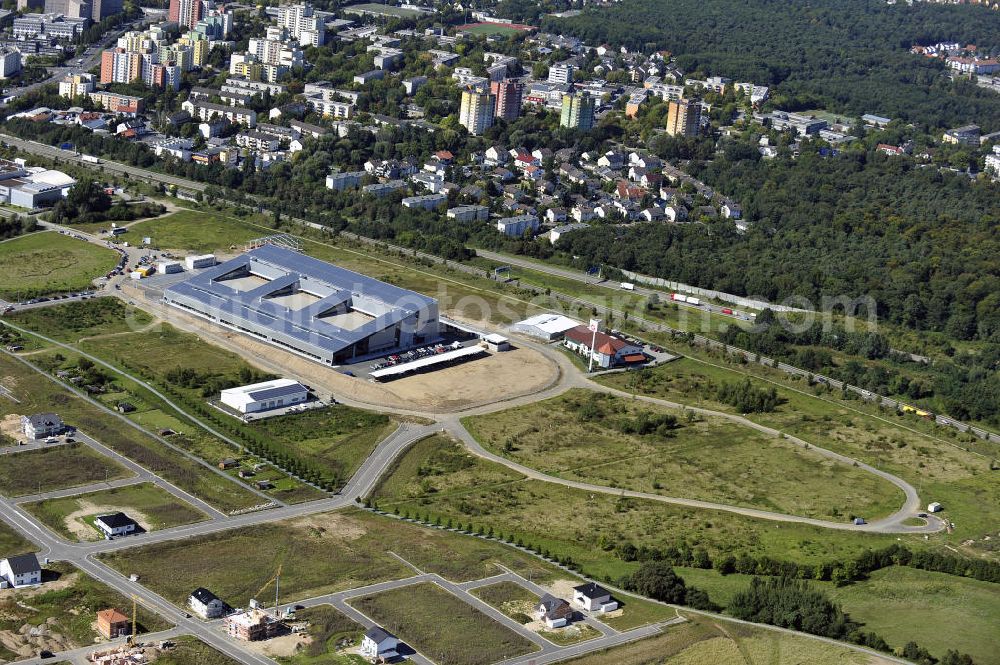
0 215 34 241
720 310 1000 426
559 139 1000 342
539 0 1000 129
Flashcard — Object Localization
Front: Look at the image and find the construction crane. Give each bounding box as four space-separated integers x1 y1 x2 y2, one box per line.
251 565 282 616
125 595 138 646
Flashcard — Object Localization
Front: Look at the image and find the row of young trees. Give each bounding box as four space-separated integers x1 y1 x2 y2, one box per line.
614 540 1000 586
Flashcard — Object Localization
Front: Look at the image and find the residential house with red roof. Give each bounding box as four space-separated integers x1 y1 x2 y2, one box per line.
563 326 645 369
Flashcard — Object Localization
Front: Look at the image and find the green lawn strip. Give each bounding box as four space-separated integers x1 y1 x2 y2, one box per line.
0 353 261 513
0 231 118 301
597 595 677 631
277 605 365 664
350 582 538 665
470 581 538 623
463 389 902 521
0 443 131 497
0 520 34 556
8 299 154 343
153 636 243 665
0 561 169 650
251 407 395 489
596 356 1000 550
21 482 209 541
458 23 525 35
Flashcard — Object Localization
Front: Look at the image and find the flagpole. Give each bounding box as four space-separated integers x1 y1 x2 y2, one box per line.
588 323 597 372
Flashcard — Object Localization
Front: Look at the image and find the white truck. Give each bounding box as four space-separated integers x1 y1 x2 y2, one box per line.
80 154 100 164
620 282 635 291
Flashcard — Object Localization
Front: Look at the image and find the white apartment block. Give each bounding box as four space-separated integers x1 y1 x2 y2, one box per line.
548 62 575 84
181 99 257 127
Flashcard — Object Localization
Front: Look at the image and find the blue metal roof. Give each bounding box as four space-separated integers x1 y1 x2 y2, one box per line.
164 245 436 357
248 383 307 401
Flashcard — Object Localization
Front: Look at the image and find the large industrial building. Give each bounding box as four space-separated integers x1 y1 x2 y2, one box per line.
163 245 440 365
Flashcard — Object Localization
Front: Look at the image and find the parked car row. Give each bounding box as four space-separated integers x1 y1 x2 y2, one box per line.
21 291 94 306
368 343 459 371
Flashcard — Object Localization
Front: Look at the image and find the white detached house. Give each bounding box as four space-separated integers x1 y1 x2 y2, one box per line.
94 512 139 538
1 553 41 588
361 625 398 661
189 587 226 619
573 582 618 612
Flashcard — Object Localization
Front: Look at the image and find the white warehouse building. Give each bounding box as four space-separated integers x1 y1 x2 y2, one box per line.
220 378 308 414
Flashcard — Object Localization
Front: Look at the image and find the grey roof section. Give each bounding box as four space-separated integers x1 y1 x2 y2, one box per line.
5 552 39 575
538 593 569 613
191 587 220 604
96 512 137 529
573 582 610 597
25 413 62 429
365 625 395 642
248 383 307 402
163 244 437 358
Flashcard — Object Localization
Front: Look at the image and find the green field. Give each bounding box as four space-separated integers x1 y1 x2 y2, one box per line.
155 636 244 665
0 520 33 557
0 443 131 497
125 209 261 254
0 231 118 300
372 434 939 580
98 509 563 608
458 22 528 36
344 2 425 17
464 389 902 521
471 581 537 623
351 583 538 665
597 356 1000 554
22 482 209 541
252 407 395 488
9 298 154 343
0 562 168 661
672 565 999 664
80 320 395 489
565 615 880 665
0 353 262 513
828 567 1000 665
277 605 366 665
11 300 332 503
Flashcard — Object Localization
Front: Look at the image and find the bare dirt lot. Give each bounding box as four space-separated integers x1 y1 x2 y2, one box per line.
63 502 153 541
0 413 24 440
123 289 560 414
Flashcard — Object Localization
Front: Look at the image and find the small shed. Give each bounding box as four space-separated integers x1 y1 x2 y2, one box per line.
483 334 510 352
928 502 943 513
